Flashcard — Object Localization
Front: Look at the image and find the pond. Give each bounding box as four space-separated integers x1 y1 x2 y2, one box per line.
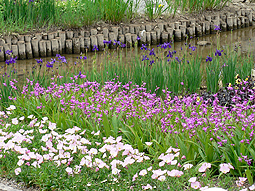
0 26 255 75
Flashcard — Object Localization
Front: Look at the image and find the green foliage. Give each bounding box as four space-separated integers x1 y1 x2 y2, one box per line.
144 0 169 20
0 0 58 34
57 0 100 28
97 0 134 23
236 54 254 80
166 0 231 16
222 53 237 87
184 56 202 93
206 56 221 93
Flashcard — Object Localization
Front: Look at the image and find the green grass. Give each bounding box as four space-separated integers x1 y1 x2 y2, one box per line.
0 0 231 34
166 0 231 16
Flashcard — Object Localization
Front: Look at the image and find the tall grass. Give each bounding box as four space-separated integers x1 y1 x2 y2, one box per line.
0 0 58 32
57 0 100 28
144 0 169 20
97 0 134 23
166 0 231 15
221 53 237 87
206 59 221 93
184 57 202 93
236 54 254 80
0 0 136 33
0 0 233 34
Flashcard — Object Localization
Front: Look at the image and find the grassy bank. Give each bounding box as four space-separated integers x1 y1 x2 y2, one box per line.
0 0 230 34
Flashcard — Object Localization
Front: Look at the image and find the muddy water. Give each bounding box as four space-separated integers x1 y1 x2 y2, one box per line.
1 26 255 77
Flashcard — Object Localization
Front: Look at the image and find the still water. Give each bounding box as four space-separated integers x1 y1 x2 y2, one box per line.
0 26 255 76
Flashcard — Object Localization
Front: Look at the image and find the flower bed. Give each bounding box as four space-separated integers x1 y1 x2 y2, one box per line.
1 74 255 189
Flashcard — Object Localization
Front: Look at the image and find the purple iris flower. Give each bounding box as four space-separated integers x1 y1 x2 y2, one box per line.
206 56 213 62
35 58 43 64
214 25 221 31
46 61 53 68
160 42 171 49
121 44 126 48
149 48 155 56
103 40 111 44
140 44 147 50
56 55 67 63
167 51 173 58
137 36 141 40
215 49 223 56
142 55 149 61
113 40 121 46
175 57 181 63
5 57 17 65
189 46 196 51
92 45 98 51
5 50 13 55
78 56 87 60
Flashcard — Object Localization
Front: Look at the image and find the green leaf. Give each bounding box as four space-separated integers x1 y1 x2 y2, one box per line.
245 168 253 185
102 113 111 137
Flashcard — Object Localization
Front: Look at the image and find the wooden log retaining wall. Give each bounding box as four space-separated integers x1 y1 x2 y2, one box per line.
0 8 254 62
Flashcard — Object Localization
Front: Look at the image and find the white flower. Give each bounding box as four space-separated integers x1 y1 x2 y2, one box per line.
12 118 18 125
66 167 73 175
17 160 24 166
147 166 153 171
7 105 16 111
15 168 21 175
48 122 56 130
145 142 153 146
139 169 147 176
112 168 120 175
183 163 193 170
142 184 152 190
34 122 40 127
89 148 98 155
6 111 12 115
19 116 25 120
189 177 197 183
158 175 166 181
249 185 255 191
27 114 35 119
42 117 48 122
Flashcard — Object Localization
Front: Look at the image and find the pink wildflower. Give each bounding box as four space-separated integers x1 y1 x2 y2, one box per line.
14 168 21 175
191 181 201 189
